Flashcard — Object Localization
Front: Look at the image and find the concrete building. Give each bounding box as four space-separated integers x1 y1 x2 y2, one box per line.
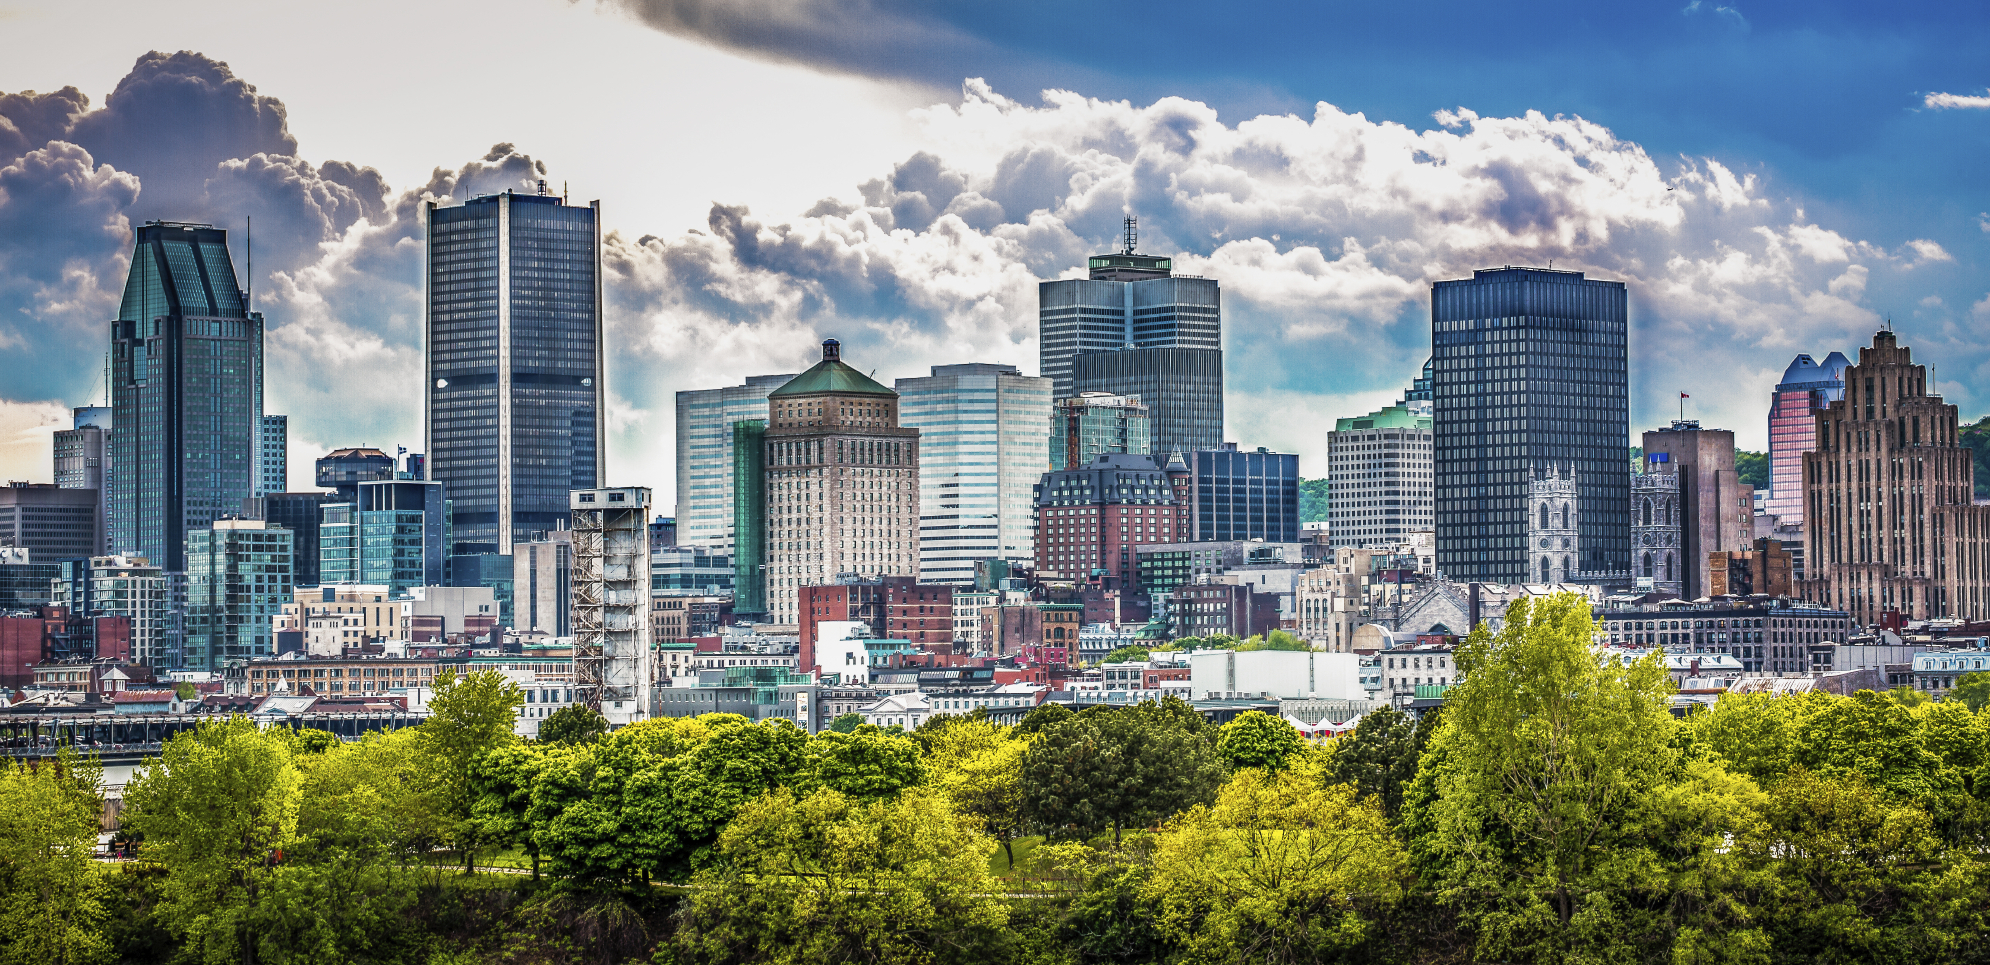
1034 453 1191 584
447 552 515 630
52 406 108 556
1052 391 1151 471
52 556 171 668
1641 421 1752 599
400 586 499 642
1188 649 1364 701
275 585 401 655
1797 330 1990 623
1295 549 1380 653
762 340 922 623
514 533 573 637
1431 267 1630 583
259 415 287 496
109 222 265 571
425 189 604 557
674 374 795 550
1709 538 1796 598
1629 468 1683 597
571 487 653 725
0 482 100 563
1169 581 1280 640
1328 400 1433 549
1378 643 1459 705
1764 351 1849 524
1596 598 1851 675
896 363 1053 584
650 594 724 644
183 518 292 669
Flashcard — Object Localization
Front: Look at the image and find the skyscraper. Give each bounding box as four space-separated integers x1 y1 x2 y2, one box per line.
1798 330 1990 623
762 340 921 624
1040 222 1223 455
1052 392 1151 471
1430 267 1629 583
109 221 264 570
0 483 99 562
1328 400 1433 549
675 374 797 550
1184 446 1301 543
896 363 1053 584
1642 421 1752 598
729 418 767 617
259 415 288 495
184 518 292 669
54 407 109 556
317 479 449 594
1765 352 1849 525
424 188 603 556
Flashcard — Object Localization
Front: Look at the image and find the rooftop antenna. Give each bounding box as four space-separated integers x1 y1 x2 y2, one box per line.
246 216 252 312
1121 216 1137 256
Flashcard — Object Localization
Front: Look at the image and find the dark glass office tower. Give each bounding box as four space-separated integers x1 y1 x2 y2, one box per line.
425 189 603 555
1430 268 1629 583
1185 445 1301 542
109 221 264 570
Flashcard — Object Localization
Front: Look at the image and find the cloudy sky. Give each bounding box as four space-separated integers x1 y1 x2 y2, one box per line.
1 0 1986 507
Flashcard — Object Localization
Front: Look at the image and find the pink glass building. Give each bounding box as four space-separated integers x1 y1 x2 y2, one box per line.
1764 352 1848 523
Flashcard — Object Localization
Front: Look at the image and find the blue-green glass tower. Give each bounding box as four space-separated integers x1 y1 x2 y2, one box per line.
318 479 449 595
110 221 264 571
184 518 292 668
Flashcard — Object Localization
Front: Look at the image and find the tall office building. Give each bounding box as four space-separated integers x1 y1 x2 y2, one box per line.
318 479 448 594
109 221 264 570
1040 222 1224 455
1430 267 1629 583
1328 400 1434 549
762 340 921 624
241 492 338 587
1052 392 1150 471
1033 453 1191 584
1184 445 1301 543
0 482 100 562
184 518 292 669
896 363 1053 584
424 188 603 556
1641 421 1751 599
316 448 396 500
1765 352 1849 525
53 406 109 556
258 415 288 495
1798 330 1990 623
730 419 768 618
676 374 796 551
54 555 171 667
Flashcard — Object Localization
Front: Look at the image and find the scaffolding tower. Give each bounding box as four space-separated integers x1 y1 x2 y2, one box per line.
571 487 654 725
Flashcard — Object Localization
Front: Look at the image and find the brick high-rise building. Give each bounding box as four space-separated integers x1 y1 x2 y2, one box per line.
797 575 954 673
762 339 921 624
1798 330 1990 623
1641 421 1752 599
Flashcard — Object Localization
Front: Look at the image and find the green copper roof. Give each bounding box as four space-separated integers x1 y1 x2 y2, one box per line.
770 339 896 398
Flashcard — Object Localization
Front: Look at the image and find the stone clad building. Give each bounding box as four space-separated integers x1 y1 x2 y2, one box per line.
1798 330 1990 623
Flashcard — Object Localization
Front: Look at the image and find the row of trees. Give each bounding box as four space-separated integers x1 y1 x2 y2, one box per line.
7 591 1990 964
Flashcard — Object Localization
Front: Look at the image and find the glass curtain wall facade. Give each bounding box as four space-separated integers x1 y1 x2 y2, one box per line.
1765 351 1849 524
184 519 292 669
1186 447 1301 542
1052 392 1151 470
1071 348 1224 457
675 375 794 551
731 419 767 617
316 481 447 595
259 415 287 495
896 364 1054 584
425 191 603 556
110 222 263 571
1430 268 1630 583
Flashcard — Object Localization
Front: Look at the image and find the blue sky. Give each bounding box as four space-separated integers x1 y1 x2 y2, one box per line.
0 0 1985 498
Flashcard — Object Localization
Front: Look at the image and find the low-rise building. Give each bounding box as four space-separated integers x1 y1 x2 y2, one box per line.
1188 649 1365 701
276 585 401 655
1911 644 1990 697
1597 598 1851 674
1378 643 1458 706
236 655 440 696
1169 581 1280 640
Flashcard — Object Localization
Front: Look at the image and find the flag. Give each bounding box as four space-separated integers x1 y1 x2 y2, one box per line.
1680 392 1690 399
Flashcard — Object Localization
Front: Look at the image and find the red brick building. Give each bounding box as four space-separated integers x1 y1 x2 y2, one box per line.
799 575 955 672
1034 453 1191 585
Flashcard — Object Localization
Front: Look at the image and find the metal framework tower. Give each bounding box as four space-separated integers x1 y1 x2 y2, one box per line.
570 487 653 725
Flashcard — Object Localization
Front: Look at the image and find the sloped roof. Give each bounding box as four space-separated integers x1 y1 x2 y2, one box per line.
769 339 895 398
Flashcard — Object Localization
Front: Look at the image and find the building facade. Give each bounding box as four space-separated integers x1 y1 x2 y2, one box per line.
674 374 795 550
424 190 603 556
1765 352 1849 524
1597 599 1851 675
242 492 338 588
184 518 293 669
514 533 573 637
762 340 922 623
1052 392 1150 471
1034 453 1192 585
1709 537 1796 598
1798 330 1990 623
0 482 100 563
895 363 1053 584
1629 469 1683 596
1070 348 1224 459
570 487 653 725
109 221 264 570
1184 446 1301 543
259 414 287 495
53 555 172 668
1430 268 1629 583
316 448 396 500
318 480 448 594
1642 421 1752 598
53 406 108 556
1327 401 1433 549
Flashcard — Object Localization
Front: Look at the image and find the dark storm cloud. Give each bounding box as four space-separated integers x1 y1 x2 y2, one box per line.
595 0 993 89
0 87 89 159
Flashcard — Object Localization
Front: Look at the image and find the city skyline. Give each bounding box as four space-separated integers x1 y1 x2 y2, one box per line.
0 3 1986 509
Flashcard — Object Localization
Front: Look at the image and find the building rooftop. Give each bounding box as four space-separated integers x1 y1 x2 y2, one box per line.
769 339 896 398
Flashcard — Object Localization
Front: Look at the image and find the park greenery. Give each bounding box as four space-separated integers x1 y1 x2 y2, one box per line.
6 593 1990 963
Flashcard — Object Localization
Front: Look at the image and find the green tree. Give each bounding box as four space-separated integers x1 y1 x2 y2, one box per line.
1961 415 1990 500
1021 698 1224 844
1327 705 1439 822
1734 449 1769 489
827 712 863 734
1215 710 1307 772
669 787 1011 965
416 668 523 873
936 739 1027 870
0 751 111 965
1147 766 1409 963
1950 671 1990 712
1234 630 1307 652
172 681 197 701
1015 701 1074 738
121 717 303 965
537 703 607 745
801 728 925 802
1883 684 1932 707
1101 645 1150 664
1299 478 1329 523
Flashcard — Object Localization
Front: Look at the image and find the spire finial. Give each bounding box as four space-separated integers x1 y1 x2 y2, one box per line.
821 338 841 361
1121 216 1137 256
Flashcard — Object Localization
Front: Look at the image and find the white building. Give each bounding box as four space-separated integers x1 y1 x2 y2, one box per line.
1327 400 1432 549
400 585 498 639
571 487 654 726
860 691 933 730
52 555 173 667
1188 649 1365 701
1379 643 1457 705
895 363 1053 584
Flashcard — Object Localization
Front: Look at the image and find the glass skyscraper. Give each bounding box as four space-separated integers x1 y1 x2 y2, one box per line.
317 480 448 595
425 189 602 556
184 518 292 669
258 414 287 495
675 374 795 551
1430 268 1629 583
1764 351 1848 524
1185 446 1301 543
110 221 264 571
895 363 1054 584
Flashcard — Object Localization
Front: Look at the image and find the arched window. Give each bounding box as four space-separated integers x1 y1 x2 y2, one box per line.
1641 499 1652 526
1664 552 1674 581
1561 556 1571 581
1661 499 1671 526
1540 557 1551 583
1557 504 1568 528
1539 505 1549 529
1642 551 1654 577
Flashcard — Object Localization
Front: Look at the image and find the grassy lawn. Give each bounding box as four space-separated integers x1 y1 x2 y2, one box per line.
987 835 1044 877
